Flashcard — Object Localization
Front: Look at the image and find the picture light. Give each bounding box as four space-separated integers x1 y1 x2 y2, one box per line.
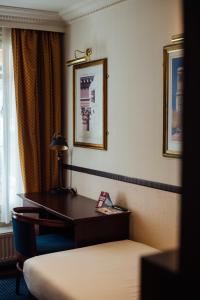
171 33 184 43
66 48 92 66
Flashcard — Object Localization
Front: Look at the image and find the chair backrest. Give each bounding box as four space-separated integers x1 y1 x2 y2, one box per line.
12 208 37 259
12 206 70 261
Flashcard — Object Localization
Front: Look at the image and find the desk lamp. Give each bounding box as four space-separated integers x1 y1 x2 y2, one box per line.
49 133 76 194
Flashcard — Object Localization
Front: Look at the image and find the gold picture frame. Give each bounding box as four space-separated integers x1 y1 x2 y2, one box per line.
163 41 184 158
73 59 107 150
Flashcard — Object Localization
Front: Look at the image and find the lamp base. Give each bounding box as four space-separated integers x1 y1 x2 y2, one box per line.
49 186 77 195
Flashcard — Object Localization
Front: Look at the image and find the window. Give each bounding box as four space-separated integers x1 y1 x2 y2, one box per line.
0 28 23 224
0 29 3 209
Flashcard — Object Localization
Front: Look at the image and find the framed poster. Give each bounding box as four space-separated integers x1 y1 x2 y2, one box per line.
163 42 184 158
73 59 107 150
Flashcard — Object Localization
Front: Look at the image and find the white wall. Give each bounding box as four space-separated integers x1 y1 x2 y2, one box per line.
64 0 183 250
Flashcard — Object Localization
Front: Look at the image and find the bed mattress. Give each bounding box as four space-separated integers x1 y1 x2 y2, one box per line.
23 240 158 300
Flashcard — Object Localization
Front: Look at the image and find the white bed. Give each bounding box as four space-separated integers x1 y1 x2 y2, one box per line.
24 240 158 300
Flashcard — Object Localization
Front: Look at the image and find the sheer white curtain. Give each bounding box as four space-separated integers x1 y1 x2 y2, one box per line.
0 28 23 224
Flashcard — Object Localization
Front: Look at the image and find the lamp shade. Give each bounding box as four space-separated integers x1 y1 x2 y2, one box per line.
49 134 68 151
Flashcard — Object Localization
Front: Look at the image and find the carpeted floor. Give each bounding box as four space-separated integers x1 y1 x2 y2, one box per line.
0 276 29 299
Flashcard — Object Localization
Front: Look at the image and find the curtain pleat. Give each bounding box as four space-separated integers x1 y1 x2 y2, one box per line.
11 29 63 192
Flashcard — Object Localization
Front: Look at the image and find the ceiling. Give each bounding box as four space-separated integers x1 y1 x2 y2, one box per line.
0 0 73 12
0 0 124 14
0 0 125 30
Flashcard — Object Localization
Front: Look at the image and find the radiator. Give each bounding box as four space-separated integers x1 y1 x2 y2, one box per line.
0 232 16 262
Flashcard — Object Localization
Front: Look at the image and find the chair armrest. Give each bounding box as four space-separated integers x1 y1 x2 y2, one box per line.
36 218 70 228
13 207 43 214
12 207 70 228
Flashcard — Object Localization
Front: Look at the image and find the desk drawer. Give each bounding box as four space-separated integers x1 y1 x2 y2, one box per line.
74 214 130 247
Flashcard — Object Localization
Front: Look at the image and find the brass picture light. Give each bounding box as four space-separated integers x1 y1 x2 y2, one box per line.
171 33 184 43
66 48 92 66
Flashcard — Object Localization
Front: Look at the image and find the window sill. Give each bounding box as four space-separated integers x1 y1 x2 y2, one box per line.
0 226 12 234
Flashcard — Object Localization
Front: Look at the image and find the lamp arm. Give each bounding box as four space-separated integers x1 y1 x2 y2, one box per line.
57 151 63 187
74 48 92 59
69 147 73 189
75 49 85 58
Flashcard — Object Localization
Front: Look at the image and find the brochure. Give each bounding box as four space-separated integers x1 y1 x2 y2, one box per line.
96 206 123 215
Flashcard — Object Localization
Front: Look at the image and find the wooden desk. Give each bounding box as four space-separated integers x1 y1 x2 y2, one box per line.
18 193 130 248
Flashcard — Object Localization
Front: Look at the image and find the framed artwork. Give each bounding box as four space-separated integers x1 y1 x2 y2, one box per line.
163 41 184 158
73 59 107 150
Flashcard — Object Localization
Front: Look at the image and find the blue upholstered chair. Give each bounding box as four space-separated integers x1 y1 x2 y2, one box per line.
12 206 74 294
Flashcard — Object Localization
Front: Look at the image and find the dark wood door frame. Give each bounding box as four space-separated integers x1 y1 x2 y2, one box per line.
141 1 200 299
180 1 200 276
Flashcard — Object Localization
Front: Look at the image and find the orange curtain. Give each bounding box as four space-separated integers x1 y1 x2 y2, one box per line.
12 29 63 192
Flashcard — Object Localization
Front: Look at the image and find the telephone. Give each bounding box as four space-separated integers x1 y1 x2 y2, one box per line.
112 205 128 212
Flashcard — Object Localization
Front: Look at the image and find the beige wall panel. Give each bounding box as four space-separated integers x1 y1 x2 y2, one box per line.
67 171 180 251
65 0 183 185
64 0 182 250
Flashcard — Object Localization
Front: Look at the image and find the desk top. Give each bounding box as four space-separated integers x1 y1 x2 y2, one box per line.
18 193 130 222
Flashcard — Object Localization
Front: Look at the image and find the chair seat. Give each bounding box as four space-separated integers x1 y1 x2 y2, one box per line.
36 234 75 255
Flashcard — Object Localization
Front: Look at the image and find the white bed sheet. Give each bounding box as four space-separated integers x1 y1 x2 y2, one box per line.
24 240 158 300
